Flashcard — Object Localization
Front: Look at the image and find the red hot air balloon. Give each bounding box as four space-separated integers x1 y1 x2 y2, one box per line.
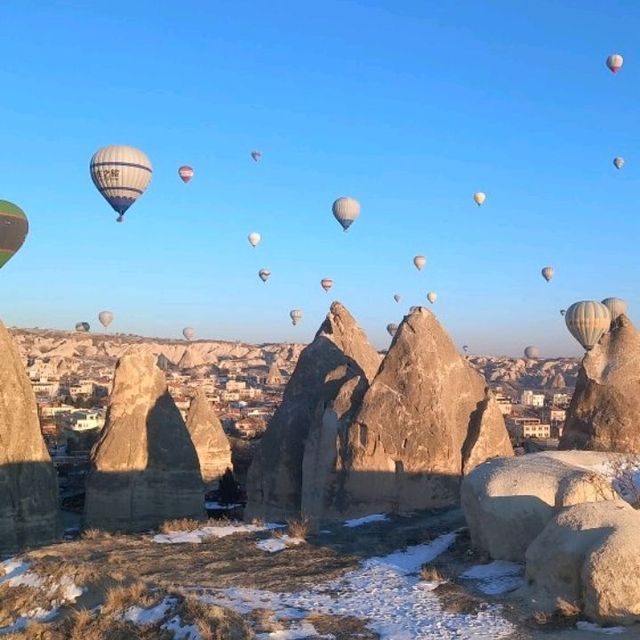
178 166 194 184
606 54 624 74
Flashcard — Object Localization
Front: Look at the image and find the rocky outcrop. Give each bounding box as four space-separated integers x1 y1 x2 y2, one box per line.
561 315 640 452
0 321 59 554
461 451 618 561
524 500 640 625
186 389 232 489
337 308 513 517
245 302 381 521
84 349 205 532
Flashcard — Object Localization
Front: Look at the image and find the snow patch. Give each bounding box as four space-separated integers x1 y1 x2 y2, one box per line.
161 615 202 639
123 597 176 625
257 622 333 639
153 521 283 544
343 513 388 528
461 561 524 595
257 536 305 553
576 621 626 635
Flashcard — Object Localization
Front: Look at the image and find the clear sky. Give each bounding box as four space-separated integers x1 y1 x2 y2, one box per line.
0 0 637 356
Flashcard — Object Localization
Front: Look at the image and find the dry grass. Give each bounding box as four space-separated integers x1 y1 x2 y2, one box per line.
159 518 204 534
176 594 255 640
528 598 581 629
306 612 379 640
246 608 283 634
607 454 640 508
102 580 159 615
286 516 312 540
420 563 447 582
82 528 113 541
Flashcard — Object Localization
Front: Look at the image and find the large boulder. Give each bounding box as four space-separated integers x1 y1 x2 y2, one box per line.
245 302 381 521
84 349 205 532
561 315 640 452
0 321 59 554
337 307 514 517
462 451 618 561
186 389 232 490
524 500 640 625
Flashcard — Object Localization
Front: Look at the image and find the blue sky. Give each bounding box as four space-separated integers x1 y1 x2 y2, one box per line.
0 0 637 355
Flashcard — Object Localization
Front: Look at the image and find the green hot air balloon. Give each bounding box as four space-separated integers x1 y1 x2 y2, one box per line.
0 200 29 269
75 322 90 332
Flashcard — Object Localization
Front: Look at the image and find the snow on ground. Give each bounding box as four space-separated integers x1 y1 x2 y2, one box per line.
205 501 242 510
203 531 515 639
461 561 525 595
593 458 640 505
256 536 305 553
161 615 202 639
123 597 176 625
153 521 283 544
576 621 626 635
257 622 334 639
343 513 388 528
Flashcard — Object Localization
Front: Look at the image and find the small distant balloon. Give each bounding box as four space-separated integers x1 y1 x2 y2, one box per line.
75 322 90 333
427 291 437 304
613 157 625 170
463 345 469 354
565 301 611 350
290 309 303 326
473 192 486 206
258 269 271 283
560 309 566 316
524 346 540 359
601 297 627 321
178 165 194 183
541 266 554 282
251 151 262 162
332 197 360 231
393 294 401 303
98 311 113 328
0 200 29 270
386 323 398 337
606 54 624 74
413 255 426 271
248 232 261 248
321 278 333 292
183 327 195 341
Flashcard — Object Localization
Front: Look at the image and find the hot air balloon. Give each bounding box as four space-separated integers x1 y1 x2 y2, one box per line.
413 255 426 271
248 232 261 248
463 345 469 354
601 297 627 321
332 197 360 231
178 165 194 183
75 322 90 332
565 301 611 350
183 327 195 341
258 269 271 283
98 311 113 328
290 310 303 326
251 151 262 162
386 323 398 337
90 145 152 222
427 291 437 304
393 294 401 303
321 278 333 292
0 200 28 269
541 267 554 282
613 157 625 170
473 192 486 206
524 346 540 359
560 309 566 316
606 54 624 74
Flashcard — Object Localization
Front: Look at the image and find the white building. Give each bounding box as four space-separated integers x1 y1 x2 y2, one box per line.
494 393 513 415
521 390 545 408
67 410 105 432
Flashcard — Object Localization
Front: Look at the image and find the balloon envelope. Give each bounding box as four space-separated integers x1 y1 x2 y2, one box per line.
332 197 360 231
251 151 262 162
248 232 261 248
463 345 469 353
321 278 333 292
183 327 195 340
90 145 152 220
473 192 486 206
393 294 401 303
565 301 611 350
601 297 627 321
259 269 271 282
560 309 566 316
606 54 624 73
290 309 303 326
386 323 398 337
541 266 554 282
524 346 540 359
613 157 625 170
75 322 90 332
427 291 437 304
0 200 28 269
98 311 113 328
178 165 194 183
413 255 426 271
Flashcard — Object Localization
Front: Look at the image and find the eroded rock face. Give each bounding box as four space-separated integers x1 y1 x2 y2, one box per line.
337 308 513 517
84 349 205 532
461 451 618 561
0 321 59 554
186 389 232 489
561 315 640 453
245 302 381 521
524 500 640 625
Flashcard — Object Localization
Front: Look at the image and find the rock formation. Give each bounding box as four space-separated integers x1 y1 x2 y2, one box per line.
561 315 640 452
266 361 283 386
245 302 381 521
84 349 205 532
462 451 618 561
524 500 640 625
337 308 513 517
186 389 232 489
0 321 59 554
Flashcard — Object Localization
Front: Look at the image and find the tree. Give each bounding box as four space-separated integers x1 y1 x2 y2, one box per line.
218 468 241 505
